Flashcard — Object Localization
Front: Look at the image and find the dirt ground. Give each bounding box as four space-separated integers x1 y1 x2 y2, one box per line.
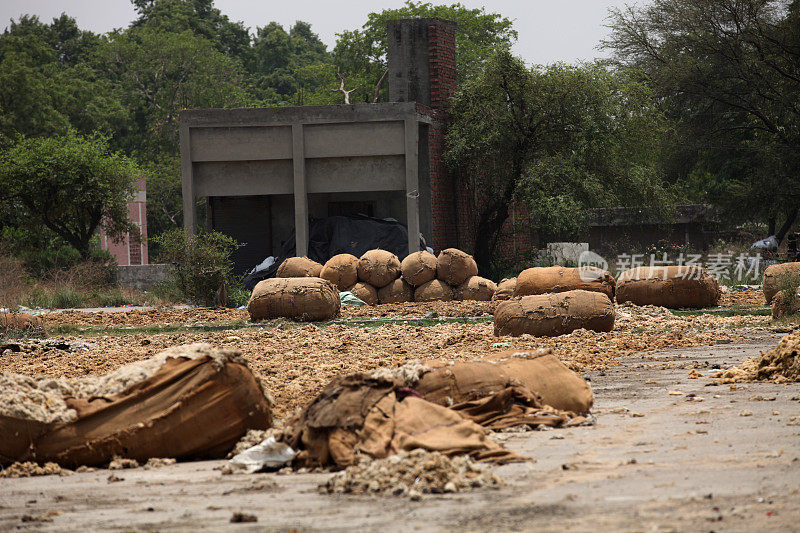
1 333 798 531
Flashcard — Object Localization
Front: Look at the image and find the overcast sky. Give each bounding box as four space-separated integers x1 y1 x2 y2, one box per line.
0 0 637 65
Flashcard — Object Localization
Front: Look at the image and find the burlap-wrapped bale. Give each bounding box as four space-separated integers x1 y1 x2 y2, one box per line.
616 265 721 308
414 279 453 302
247 277 340 321
494 290 615 337
0 344 272 467
320 254 359 291
377 278 414 304
348 282 379 306
400 251 438 287
437 248 478 286
417 349 594 414
515 266 615 299
763 262 800 304
357 250 401 288
0 313 43 333
492 278 517 301
454 276 497 301
276 257 323 278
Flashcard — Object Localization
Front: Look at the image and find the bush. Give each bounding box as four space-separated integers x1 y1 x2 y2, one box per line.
153 229 242 307
774 272 800 319
97 289 137 307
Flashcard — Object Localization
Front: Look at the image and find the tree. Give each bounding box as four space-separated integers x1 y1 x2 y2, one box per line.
0 132 140 258
604 0 800 244
333 1 517 103
446 51 672 271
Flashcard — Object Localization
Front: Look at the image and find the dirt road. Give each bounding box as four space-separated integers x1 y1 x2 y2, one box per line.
1 333 798 531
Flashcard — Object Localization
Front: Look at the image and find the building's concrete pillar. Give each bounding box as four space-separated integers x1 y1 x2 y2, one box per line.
404 117 420 255
292 124 309 257
180 121 196 235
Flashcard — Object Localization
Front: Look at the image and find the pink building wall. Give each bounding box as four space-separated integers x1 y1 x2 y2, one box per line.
100 177 148 266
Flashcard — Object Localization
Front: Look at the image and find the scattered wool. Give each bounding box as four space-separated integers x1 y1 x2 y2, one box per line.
716 331 800 383
0 462 70 478
366 359 431 386
323 450 502 497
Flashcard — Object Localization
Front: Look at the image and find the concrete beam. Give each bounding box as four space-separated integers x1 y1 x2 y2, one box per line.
292 124 309 257
404 117 420 255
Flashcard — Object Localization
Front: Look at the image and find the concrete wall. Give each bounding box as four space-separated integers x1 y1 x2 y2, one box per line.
116 264 169 291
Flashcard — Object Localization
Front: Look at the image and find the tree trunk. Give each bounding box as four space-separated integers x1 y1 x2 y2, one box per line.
776 207 799 246
473 202 510 275
768 217 776 236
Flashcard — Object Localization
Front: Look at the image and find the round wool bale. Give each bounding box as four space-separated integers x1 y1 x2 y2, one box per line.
494 290 615 337
357 249 401 288
377 278 414 304
247 277 340 321
454 276 497 301
320 254 359 291
492 278 517 301
347 282 379 306
400 251 438 287
515 266 615 299
436 248 478 286
414 279 453 302
276 257 323 278
616 266 721 308
763 262 800 303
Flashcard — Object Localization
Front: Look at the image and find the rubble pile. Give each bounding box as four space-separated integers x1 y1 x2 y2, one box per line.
716 331 800 383
323 450 502 497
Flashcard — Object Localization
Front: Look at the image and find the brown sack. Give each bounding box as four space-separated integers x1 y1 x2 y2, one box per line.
285 374 523 468
320 254 359 291
417 349 594 414
400 251 438 287
0 313 43 332
436 249 478 286
377 278 414 304
763 262 800 304
276 257 323 278
454 276 497 301
357 250 401 288
248 277 340 321
492 278 517 301
616 266 721 308
348 282 379 306
494 290 615 337
1 345 272 467
414 279 453 302
771 289 800 319
515 266 615 299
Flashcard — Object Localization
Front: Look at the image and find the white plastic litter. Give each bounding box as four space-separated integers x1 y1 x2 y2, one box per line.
249 256 276 275
228 437 297 473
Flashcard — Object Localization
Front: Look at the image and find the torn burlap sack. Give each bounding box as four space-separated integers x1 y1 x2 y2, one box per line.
416 348 593 415
1 345 273 467
283 374 525 468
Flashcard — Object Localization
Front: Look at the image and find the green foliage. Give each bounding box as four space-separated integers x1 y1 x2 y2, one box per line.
97 289 137 307
604 0 800 241
774 271 800 317
153 228 242 307
446 50 673 270
333 1 517 102
0 131 140 258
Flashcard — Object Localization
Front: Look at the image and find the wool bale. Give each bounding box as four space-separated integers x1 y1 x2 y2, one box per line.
414 279 453 302
276 257 323 278
492 278 517 301
0 313 43 332
436 249 478 286
616 266 721 308
763 262 800 304
400 251 438 287
454 276 497 301
494 290 615 337
377 278 414 304
320 254 359 291
515 266 615 299
348 282 379 306
357 250 401 288
247 277 340 321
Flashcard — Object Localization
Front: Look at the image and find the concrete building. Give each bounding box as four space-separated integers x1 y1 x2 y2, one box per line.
100 177 149 266
180 18 459 273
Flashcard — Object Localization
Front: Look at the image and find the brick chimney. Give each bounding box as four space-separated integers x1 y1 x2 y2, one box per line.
387 18 458 251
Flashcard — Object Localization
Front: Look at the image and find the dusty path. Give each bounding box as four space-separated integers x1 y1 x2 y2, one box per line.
1 333 798 531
